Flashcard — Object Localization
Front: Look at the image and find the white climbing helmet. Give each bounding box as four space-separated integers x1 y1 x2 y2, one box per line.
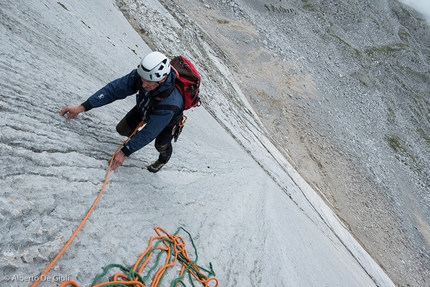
137 51 171 82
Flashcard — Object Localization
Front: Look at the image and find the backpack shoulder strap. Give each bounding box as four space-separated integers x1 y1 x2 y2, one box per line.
150 81 176 113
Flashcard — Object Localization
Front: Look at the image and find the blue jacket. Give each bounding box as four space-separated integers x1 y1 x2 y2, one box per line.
81 69 184 156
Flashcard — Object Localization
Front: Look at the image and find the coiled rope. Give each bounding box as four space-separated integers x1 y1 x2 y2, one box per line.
61 226 218 287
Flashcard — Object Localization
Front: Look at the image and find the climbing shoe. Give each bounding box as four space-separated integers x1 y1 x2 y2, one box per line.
147 160 165 173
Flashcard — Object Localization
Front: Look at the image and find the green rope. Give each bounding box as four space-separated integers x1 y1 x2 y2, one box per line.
91 227 217 287
91 263 144 286
170 227 216 287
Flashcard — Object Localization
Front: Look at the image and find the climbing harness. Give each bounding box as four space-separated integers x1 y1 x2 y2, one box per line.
30 122 217 286
173 114 187 142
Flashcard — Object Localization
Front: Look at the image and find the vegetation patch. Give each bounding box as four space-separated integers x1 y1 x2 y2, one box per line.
264 4 296 14
386 107 396 125
301 0 318 12
386 135 403 153
385 134 418 166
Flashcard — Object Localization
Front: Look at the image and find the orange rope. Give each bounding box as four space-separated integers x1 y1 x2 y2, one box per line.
58 226 218 287
30 121 144 287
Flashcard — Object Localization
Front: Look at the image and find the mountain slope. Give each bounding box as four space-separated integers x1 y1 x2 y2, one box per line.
136 0 430 285
0 0 394 286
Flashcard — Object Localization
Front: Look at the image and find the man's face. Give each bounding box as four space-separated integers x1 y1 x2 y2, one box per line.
141 78 160 91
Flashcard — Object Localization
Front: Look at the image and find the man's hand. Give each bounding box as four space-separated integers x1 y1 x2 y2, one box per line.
111 151 125 171
60 105 85 123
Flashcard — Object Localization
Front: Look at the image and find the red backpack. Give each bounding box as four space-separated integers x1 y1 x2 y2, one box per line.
152 55 201 111
150 56 201 141
170 55 201 110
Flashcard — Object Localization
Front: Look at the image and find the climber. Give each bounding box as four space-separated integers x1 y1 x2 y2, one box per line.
60 51 184 173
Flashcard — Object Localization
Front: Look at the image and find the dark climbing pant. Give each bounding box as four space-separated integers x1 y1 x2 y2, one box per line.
116 106 174 164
